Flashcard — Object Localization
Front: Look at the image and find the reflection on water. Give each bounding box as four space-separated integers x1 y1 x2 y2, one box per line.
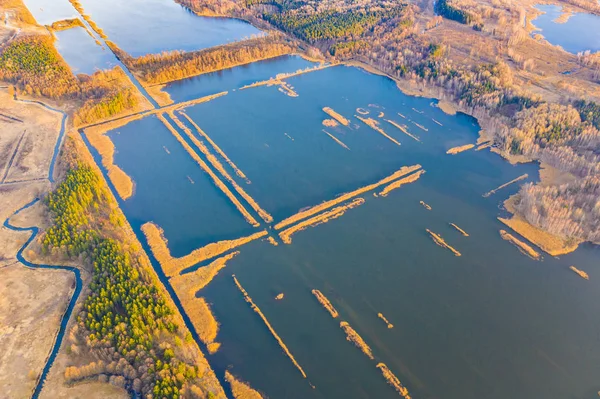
76 0 262 56
54 27 118 74
88 60 600 399
20 0 76 25
532 4 600 53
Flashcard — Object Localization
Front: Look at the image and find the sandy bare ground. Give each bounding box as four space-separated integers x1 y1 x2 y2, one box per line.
0 91 62 183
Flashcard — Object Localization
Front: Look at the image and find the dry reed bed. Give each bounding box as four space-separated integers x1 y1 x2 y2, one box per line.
355 115 401 146
376 363 412 399
322 119 339 127
178 111 249 182
483 174 528 198
224 371 264 399
85 128 134 200
499 229 541 260
340 321 374 360
276 81 298 97
157 113 260 227
411 122 428 132
170 252 239 353
426 229 461 256
446 144 475 155
322 107 350 126
420 201 432 210
384 119 421 142
279 198 365 244
449 223 469 237
168 112 272 223
141 222 266 276
311 290 339 318
322 130 350 150
275 165 422 231
232 275 308 379
240 63 331 92
498 216 579 256
476 142 492 151
377 313 393 329
569 266 589 280
377 169 425 197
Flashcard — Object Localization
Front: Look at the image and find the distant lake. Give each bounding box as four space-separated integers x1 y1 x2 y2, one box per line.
532 4 600 53
54 26 118 75
76 0 263 56
86 61 600 399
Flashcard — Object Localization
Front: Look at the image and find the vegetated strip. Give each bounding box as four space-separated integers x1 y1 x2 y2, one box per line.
322 129 350 150
170 252 239 353
378 313 394 329
239 63 331 91
420 200 432 210
322 107 350 126
275 164 422 230
84 127 134 200
476 141 492 151
446 143 475 155
232 275 309 380
179 111 249 182
426 229 461 256
279 198 365 244
167 112 273 224
157 113 260 227
355 115 401 146
225 370 264 399
498 216 579 256
449 223 469 237
377 363 412 399
340 321 374 360
141 222 266 277
311 289 339 318
377 169 425 197
482 174 528 198
384 119 421 142
569 266 589 280
499 229 541 260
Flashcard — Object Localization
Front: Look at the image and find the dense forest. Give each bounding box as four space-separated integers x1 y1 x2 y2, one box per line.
0 33 138 125
434 0 473 25
117 35 293 85
42 163 220 398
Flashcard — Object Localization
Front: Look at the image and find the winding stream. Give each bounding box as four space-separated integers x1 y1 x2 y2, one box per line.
3 100 82 399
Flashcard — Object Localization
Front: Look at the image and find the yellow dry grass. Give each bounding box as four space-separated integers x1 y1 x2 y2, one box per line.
157 113 260 227
85 129 134 200
426 229 461 256
178 111 249 182
266 236 278 246
483 174 528 198
446 144 475 155
275 165 422 230
384 119 421 142
449 223 469 237
146 84 174 106
340 321 374 360
438 101 457 115
377 313 393 329
476 142 492 151
233 275 308 379
323 130 350 150
499 229 541 260
322 119 339 127
169 112 272 223
498 216 579 256
322 107 350 126
569 266 589 280
141 222 265 276
312 290 339 318
355 115 401 146
224 371 263 399
377 169 425 197
376 363 412 399
279 198 365 244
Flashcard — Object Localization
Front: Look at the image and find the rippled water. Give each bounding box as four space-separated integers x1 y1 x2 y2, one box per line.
54 26 118 74
89 61 600 398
